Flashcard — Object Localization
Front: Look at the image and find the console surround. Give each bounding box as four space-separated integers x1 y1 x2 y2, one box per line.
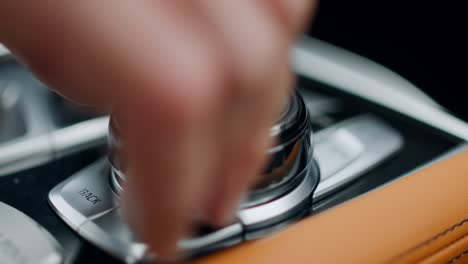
0 37 466 263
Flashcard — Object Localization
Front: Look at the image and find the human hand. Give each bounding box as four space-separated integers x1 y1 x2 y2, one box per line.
0 0 316 258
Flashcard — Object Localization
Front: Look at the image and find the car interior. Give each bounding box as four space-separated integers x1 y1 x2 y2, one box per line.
1 2 467 264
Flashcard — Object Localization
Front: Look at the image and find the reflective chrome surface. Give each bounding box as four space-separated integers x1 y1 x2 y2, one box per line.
0 44 8 58
109 92 316 208
49 110 405 262
0 61 108 176
0 202 62 264
293 37 468 141
3 36 462 263
0 83 25 143
0 117 108 176
248 91 314 205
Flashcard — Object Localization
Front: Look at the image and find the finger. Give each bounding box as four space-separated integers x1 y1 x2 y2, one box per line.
209 57 293 227
196 0 293 226
263 0 318 37
0 1 150 106
0 1 224 110
116 2 226 257
1 0 225 257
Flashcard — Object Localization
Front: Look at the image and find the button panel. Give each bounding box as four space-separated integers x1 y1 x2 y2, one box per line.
313 114 404 201
49 114 403 262
79 209 148 263
315 128 364 181
49 160 118 228
50 159 245 262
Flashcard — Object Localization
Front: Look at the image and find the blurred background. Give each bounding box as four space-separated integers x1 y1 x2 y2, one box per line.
308 1 467 121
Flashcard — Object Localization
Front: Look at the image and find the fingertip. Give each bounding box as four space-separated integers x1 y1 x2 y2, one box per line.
206 192 245 228
268 0 319 37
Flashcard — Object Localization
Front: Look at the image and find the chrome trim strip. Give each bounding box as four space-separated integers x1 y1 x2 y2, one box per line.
179 223 243 252
293 37 468 141
0 135 53 176
51 116 109 158
238 160 318 227
0 117 108 176
110 169 125 196
294 38 441 107
78 219 147 264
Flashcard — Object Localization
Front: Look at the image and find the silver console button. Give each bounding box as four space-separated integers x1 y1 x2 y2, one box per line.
89 209 135 243
313 114 404 200
50 161 143 262
79 209 148 263
0 202 62 264
49 160 118 228
315 128 364 181
50 160 243 262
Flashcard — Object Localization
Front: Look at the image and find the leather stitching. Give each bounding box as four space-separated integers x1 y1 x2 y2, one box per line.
389 218 468 262
447 249 468 264
417 219 468 250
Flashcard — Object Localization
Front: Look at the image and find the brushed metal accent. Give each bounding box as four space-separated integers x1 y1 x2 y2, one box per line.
313 114 403 200
293 37 468 140
0 202 63 264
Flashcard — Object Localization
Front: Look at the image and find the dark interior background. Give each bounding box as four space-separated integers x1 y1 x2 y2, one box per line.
307 1 467 121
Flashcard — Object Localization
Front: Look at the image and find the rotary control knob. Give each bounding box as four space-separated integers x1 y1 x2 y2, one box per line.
108 91 316 207
108 91 317 210
246 91 313 206
48 91 320 259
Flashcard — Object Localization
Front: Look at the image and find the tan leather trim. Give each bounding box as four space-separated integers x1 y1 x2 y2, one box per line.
420 235 468 264
390 219 468 263
197 148 468 264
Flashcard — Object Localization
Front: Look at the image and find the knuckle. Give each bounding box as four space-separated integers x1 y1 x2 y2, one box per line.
167 67 222 125
130 54 225 130
165 78 221 127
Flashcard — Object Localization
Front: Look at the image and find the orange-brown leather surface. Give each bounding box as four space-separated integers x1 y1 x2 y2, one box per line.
197 148 468 264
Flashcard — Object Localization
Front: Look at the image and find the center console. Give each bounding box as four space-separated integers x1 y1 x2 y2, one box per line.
0 37 466 263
